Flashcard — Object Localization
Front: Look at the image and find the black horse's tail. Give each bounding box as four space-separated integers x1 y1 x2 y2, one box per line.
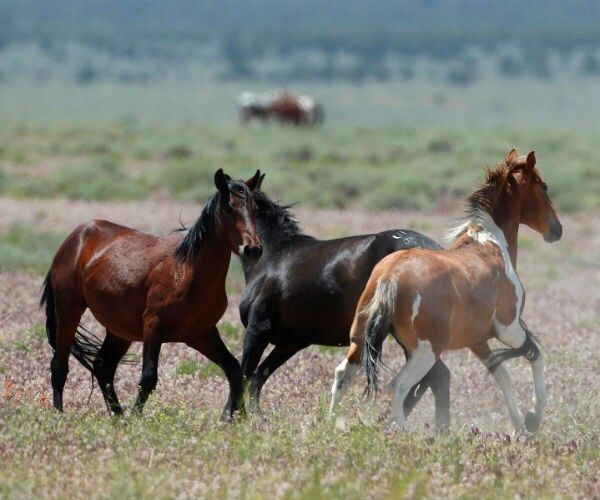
487 320 541 372
363 279 396 397
40 272 124 372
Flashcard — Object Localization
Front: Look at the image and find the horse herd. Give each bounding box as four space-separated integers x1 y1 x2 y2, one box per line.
41 149 562 433
238 91 324 126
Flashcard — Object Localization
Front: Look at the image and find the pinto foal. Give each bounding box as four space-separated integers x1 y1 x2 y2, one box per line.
330 150 562 432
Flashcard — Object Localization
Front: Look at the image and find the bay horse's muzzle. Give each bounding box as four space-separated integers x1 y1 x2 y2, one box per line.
544 217 563 243
241 244 263 261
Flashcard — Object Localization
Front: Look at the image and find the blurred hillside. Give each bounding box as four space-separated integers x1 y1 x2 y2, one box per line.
1 1 600 126
3 0 600 82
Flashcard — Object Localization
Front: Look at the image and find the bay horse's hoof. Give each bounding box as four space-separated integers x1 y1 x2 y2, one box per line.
524 411 541 433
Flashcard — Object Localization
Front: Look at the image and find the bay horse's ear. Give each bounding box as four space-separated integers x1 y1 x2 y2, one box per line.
257 173 266 190
506 148 519 165
245 169 262 191
214 168 230 195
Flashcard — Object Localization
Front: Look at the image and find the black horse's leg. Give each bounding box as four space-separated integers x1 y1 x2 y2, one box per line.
397 341 451 429
93 331 132 416
248 343 309 413
240 321 271 385
187 326 245 420
403 360 451 429
132 332 162 415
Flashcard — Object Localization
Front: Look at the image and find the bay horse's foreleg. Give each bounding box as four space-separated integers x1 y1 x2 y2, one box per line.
249 343 308 414
132 332 162 415
403 360 451 430
329 342 361 416
388 341 435 428
470 342 525 432
187 327 245 420
93 331 132 416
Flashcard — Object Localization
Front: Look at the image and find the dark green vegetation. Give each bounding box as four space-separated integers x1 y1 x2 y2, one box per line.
1 121 598 213
3 1 600 83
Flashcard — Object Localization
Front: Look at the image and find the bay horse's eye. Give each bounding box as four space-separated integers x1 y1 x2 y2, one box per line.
541 184 548 193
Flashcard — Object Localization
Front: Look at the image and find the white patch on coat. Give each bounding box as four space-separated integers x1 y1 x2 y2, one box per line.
411 292 422 323
446 210 526 349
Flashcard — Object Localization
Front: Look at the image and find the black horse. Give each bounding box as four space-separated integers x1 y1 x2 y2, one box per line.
239 187 451 428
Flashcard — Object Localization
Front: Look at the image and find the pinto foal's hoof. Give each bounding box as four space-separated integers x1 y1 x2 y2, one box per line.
524 411 541 433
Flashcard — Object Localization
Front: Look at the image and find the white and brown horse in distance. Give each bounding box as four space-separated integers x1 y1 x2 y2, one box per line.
330 149 562 433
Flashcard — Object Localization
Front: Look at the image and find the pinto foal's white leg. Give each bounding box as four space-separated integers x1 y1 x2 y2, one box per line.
389 340 436 428
490 364 525 432
525 352 546 432
329 358 360 415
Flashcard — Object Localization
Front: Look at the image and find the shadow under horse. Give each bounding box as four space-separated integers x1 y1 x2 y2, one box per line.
240 183 451 429
41 169 263 418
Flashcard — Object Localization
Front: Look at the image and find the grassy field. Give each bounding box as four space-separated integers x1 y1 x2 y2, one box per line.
0 122 599 498
1 120 598 212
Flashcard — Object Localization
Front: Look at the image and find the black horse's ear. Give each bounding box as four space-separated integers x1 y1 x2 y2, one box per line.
214 168 229 195
245 169 262 191
257 173 266 190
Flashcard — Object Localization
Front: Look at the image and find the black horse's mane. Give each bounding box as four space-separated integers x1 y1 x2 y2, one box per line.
253 189 313 243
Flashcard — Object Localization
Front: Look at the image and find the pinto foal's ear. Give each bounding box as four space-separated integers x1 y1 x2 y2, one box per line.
525 151 536 172
506 148 519 165
214 168 230 195
245 169 263 191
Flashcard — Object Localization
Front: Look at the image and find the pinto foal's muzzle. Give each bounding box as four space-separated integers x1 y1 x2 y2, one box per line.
544 216 563 243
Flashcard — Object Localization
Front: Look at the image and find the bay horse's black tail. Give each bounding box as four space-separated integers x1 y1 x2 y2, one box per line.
487 320 541 372
40 272 118 372
363 279 396 397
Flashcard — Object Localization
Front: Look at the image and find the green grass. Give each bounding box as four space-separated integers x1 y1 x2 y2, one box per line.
1 121 598 211
0 225 66 273
0 395 597 498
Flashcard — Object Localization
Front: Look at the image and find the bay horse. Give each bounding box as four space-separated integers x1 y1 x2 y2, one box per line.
40 169 263 418
239 184 452 428
330 150 562 433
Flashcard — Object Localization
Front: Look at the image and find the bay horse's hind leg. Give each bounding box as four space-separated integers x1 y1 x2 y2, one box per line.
93 331 132 415
51 299 85 412
187 326 245 421
132 331 162 415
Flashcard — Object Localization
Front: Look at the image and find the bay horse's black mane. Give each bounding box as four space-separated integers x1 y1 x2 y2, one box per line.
175 179 253 262
253 189 314 245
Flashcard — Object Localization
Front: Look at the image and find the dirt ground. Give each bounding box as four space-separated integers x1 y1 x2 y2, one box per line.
1 196 599 434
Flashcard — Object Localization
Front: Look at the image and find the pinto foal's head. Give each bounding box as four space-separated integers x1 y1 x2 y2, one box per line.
469 149 562 243
214 169 263 260
503 149 562 242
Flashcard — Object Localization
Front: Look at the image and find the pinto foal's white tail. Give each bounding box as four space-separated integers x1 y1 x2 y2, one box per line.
362 278 397 396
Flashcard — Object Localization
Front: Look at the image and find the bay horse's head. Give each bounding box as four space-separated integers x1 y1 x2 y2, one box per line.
215 169 263 260
505 149 562 242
